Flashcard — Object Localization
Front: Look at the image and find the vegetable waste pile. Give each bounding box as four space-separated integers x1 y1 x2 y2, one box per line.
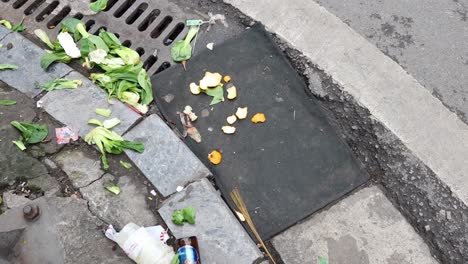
0 17 149 169
154 24 369 239
35 18 153 114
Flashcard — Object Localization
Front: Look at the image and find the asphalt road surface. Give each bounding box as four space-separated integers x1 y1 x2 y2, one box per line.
316 0 468 124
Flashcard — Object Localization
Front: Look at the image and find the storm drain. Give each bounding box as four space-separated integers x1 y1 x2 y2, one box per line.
0 0 193 76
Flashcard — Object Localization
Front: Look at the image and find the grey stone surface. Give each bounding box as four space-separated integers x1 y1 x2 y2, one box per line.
0 82 49 185
124 114 211 197
3 191 31 209
159 178 262 263
41 71 140 137
54 148 104 188
0 26 11 40
0 33 72 97
81 174 157 229
272 186 438 264
0 197 132 264
27 174 60 197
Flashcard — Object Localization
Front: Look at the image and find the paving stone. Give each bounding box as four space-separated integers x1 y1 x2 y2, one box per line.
81 174 157 229
0 197 132 263
41 71 140 137
0 33 72 97
272 186 438 264
3 191 31 209
0 26 11 40
159 179 262 263
54 148 104 188
0 82 49 185
27 174 60 197
124 114 210 197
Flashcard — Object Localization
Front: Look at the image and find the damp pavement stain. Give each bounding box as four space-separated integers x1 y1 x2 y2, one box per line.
272 186 438 264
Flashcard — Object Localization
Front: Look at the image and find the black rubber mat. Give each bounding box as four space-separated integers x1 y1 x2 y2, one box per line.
152 25 368 240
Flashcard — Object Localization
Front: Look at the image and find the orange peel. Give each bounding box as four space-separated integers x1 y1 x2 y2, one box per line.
251 113 266 123
208 150 222 165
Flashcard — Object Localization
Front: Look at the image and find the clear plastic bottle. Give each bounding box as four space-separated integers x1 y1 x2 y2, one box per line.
113 223 175 264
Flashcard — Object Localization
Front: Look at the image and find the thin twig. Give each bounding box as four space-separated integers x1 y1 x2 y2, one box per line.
230 188 277 264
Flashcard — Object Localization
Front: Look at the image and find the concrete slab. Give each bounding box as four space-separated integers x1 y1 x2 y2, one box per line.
54 148 104 188
158 179 262 263
272 186 438 264
81 174 157 229
0 33 72 97
41 71 140 137
124 114 210 197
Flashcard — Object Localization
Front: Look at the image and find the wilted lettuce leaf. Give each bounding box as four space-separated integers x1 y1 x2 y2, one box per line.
204 85 224 105
40 51 72 69
90 0 108 12
10 121 48 144
0 64 18 70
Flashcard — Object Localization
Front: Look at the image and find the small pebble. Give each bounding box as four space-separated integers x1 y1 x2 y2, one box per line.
162 94 175 103
446 211 452 220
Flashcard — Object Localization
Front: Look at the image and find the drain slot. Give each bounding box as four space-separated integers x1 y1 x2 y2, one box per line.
151 16 173 39
138 9 160 32
12 0 28 9
163 22 184 45
136 47 145 55
36 0 59 22
143 55 157 70
24 0 44 15
126 2 148 25
85 19 95 30
104 0 118 11
47 5 71 29
73 13 84 19
122 40 132 47
154 61 170 75
114 0 136 18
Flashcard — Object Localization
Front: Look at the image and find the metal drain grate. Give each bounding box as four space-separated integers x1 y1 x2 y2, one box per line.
0 0 194 75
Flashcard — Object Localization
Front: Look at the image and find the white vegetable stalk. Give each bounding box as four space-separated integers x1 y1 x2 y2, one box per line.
57 32 81 58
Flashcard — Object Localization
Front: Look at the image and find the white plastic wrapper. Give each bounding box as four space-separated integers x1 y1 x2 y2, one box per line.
105 223 173 264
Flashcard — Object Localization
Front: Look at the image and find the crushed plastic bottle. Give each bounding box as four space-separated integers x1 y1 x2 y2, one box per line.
105 223 174 264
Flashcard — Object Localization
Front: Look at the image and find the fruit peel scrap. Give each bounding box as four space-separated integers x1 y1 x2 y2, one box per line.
235 107 248 120
227 115 237 125
251 113 266 123
227 86 237 100
201 72 222 87
189 82 201 95
183 105 198 122
208 150 222 165
221 126 236 134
